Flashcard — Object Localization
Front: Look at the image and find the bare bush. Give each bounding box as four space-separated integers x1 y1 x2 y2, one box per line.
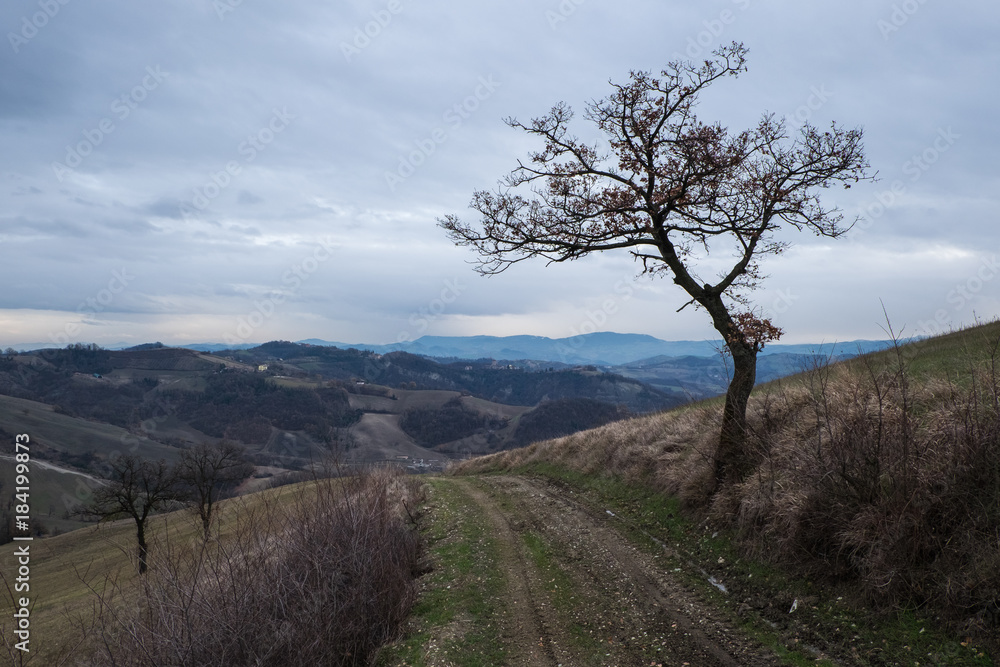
78 467 422 666
737 338 1000 619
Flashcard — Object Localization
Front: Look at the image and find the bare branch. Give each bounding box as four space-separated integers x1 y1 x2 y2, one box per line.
439 42 874 486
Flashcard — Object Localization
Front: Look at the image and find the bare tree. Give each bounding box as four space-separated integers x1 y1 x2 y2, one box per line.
177 441 255 539
440 43 873 486
84 455 182 574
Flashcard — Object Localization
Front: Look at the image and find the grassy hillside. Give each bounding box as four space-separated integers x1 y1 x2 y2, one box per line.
455 319 1000 655
612 350 862 399
0 394 186 529
0 469 422 666
0 395 179 462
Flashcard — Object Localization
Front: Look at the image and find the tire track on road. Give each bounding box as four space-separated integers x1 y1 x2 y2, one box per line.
449 477 574 666
475 474 780 666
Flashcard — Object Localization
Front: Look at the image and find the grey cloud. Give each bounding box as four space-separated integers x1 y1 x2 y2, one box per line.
237 190 263 205
1 0 998 347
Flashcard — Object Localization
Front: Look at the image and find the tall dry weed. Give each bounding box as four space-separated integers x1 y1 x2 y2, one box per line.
732 333 1000 633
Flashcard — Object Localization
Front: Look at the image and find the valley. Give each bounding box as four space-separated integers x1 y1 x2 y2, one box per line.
0 339 686 532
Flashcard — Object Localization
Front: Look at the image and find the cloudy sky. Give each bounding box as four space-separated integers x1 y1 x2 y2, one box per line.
1 0 998 349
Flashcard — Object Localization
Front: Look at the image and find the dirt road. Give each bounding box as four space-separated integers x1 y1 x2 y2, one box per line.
383 474 780 666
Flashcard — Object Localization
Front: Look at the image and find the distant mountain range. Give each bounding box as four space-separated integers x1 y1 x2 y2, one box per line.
282 333 896 366
8 332 898 367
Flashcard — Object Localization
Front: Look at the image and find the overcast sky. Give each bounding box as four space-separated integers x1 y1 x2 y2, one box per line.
1 0 998 349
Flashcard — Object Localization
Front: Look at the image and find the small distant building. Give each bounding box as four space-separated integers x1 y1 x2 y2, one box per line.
257 364 268 372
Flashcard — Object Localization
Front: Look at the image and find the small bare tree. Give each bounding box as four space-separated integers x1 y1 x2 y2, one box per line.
177 441 255 539
441 42 873 486
84 455 181 574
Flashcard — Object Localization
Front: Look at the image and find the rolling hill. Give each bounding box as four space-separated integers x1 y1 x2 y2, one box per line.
0 342 681 529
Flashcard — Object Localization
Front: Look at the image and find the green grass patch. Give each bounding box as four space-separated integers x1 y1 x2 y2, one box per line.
519 529 604 659
376 478 507 667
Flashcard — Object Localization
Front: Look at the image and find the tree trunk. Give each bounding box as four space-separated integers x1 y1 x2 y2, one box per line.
201 506 211 541
697 292 760 488
136 521 148 574
715 338 758 486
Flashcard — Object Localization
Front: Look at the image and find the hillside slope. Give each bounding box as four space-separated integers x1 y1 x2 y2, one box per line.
224 342 685 412
454 320 1000 658
0 471 421 666
0 344 667 521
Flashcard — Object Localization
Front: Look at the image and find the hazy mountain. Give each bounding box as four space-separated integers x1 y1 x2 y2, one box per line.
294 332 897 366
9 332 899 365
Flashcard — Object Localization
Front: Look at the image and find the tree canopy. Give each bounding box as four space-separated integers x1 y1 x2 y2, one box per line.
442 42 874 485
85 455 183 573
178 441 255 539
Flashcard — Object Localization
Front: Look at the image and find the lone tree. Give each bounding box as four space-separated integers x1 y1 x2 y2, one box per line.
85 455 183 573
177 440 254 539
441 43 873 486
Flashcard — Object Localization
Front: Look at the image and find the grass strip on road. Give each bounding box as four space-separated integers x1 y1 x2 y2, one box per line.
377 478 507 667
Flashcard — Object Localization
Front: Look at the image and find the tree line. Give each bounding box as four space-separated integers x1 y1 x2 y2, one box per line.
80 441 254 573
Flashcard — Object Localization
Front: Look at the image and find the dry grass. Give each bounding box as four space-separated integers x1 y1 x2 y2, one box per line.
2 467 423 667
453 321 1000 641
